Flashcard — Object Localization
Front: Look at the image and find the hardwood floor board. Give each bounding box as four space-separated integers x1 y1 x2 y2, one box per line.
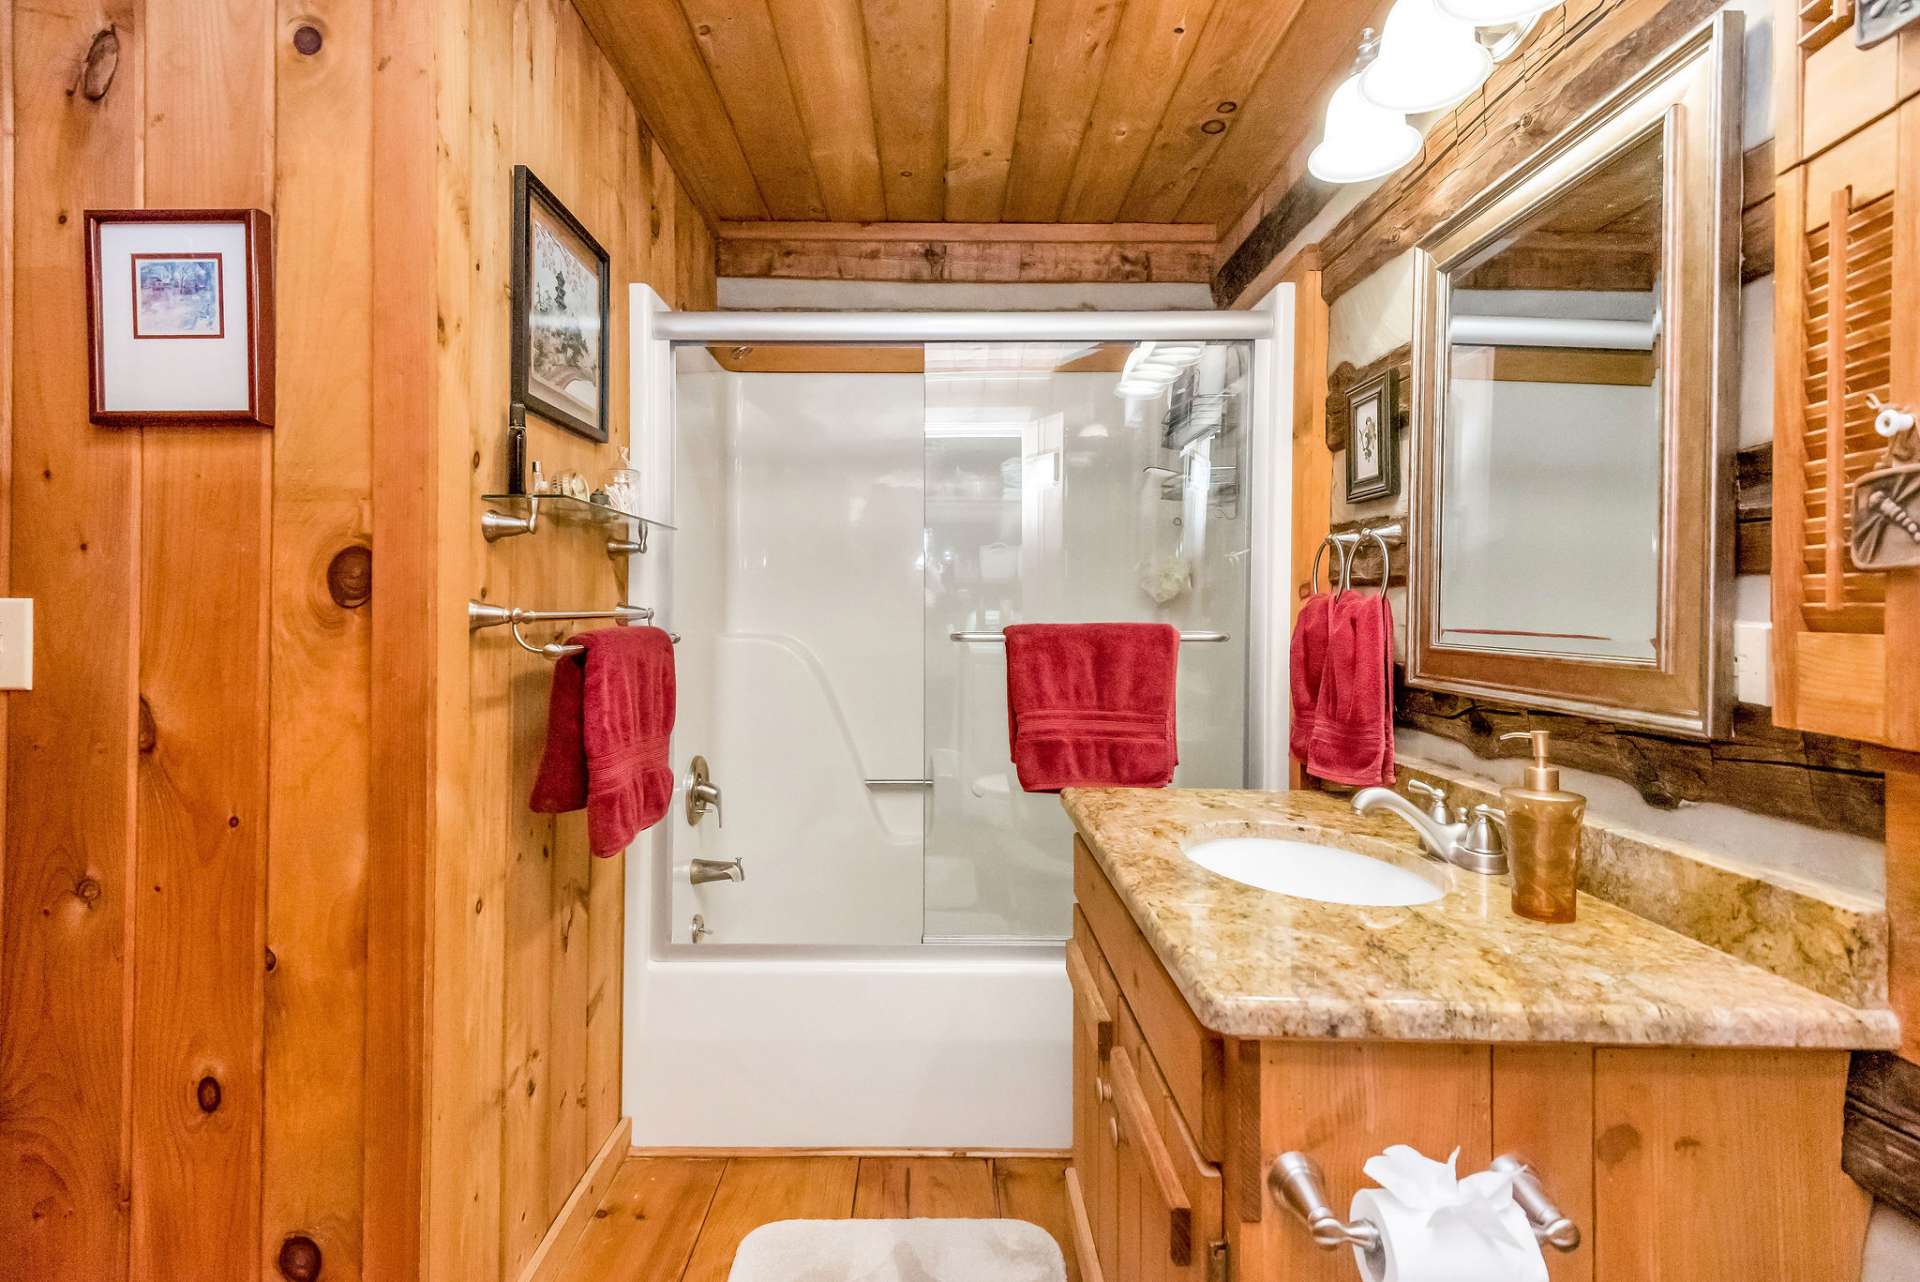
993 1158 1079 1282
853 1157 997 1218
680 1157 861 1282
558 1154 723 1282
559 1155 1072 1281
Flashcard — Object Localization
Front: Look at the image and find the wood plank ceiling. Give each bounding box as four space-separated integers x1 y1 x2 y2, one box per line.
572 0 1374 235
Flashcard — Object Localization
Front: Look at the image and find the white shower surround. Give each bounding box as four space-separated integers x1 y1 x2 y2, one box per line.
622 287 1293 1148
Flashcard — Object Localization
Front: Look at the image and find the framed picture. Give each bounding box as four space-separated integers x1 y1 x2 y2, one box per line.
84 209 275 427
512 166 611 443
1345 367 1400 502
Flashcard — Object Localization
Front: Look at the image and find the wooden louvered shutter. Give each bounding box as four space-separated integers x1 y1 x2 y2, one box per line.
1772 11 1920 749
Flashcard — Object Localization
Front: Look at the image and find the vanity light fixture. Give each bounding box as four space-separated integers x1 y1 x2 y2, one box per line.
1435 0 1557 23
1361 0 1494 115
1308 71 1423 185
1437 0 1554 60
1113 341 1208 400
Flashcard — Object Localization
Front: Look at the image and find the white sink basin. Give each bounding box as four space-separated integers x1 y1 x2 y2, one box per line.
1184 836 1444 907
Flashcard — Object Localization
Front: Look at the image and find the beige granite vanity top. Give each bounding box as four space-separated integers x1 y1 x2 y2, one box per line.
1062 787 1899 1049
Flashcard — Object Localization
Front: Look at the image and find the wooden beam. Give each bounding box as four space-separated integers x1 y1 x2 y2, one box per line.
1212 172 1337 308
715 220 1217 243
717 222 1217 283
1845 1052 1920 1210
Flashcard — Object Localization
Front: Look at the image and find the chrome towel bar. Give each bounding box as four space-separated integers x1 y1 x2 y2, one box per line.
466 600 679 659
949 629 1229 644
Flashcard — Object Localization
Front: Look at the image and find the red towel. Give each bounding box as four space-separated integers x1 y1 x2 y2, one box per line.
529 625 676 856
1288 593 1332 765
1004 623 1179 793
1305 592 1396 787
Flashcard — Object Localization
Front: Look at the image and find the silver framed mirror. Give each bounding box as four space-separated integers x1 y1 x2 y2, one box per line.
1406 13 1742 739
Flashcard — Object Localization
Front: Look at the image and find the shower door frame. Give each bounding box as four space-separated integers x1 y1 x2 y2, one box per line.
627 291 1295 944
618 287 1294 1146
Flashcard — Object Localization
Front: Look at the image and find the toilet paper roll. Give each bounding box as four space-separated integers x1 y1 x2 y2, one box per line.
1348 1188 1548 1282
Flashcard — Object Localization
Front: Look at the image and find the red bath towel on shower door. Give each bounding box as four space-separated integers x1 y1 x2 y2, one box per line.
530 625 677 855
1004 622 1180 793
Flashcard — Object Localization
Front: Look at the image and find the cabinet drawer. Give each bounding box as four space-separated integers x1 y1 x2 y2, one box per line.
1075 836 1225 1162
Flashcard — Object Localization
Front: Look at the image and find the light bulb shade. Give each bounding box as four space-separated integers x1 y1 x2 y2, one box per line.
1361 0 1493 115
1435 0 1557 23
1308 75 1423 185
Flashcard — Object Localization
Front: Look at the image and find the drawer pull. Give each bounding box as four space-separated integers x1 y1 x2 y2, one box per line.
1096 1076 1111 1102
1110 1116 1122 1146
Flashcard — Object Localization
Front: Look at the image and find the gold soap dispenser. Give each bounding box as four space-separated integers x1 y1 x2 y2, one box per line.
1498 730 1586 923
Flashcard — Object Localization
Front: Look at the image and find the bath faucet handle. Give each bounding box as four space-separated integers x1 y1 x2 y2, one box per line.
1460 804 1509 875
1405 779 1452 825
686 755 724 828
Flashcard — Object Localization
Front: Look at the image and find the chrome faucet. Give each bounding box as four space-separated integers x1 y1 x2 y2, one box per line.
1352 786 1508 875
689 857 745 885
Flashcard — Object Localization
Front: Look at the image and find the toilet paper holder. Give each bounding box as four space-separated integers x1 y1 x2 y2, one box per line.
1269 1151 1581 1254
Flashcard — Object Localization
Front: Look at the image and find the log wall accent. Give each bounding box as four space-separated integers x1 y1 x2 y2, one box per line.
0 3 716 1281
1845 1052 1920 1215
1397 673 1886 840
714 220 1217 283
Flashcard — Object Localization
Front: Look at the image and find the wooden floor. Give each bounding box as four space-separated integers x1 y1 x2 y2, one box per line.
556 1153 1080 1282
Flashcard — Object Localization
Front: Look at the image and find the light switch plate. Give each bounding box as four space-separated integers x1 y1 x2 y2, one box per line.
0 598 32 690
1732 619 1770 707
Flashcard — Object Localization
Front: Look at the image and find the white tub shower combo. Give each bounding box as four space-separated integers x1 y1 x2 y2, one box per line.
622 293 1293 1147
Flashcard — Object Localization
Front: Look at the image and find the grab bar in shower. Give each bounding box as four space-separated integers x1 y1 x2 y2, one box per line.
467 600 681 659
949 629 1230 644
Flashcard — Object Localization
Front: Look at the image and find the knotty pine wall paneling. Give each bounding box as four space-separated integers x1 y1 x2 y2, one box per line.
1 2 718 1281
3 2 143 1278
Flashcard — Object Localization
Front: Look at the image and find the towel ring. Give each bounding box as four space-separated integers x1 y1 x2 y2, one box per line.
1310 537 1353 597
1362 529 1393 593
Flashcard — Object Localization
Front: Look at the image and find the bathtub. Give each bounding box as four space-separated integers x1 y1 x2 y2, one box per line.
623 916 1070 1148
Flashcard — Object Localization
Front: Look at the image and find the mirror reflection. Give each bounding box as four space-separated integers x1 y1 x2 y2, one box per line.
1436 128 1666 663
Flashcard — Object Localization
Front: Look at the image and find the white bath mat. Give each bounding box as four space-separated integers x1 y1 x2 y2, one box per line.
727 1218 1067 1282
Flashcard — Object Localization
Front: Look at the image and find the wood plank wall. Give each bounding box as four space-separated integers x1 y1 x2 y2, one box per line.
0 3 716 1281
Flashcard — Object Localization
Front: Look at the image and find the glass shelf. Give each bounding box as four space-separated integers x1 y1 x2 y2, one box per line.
480 492 675 532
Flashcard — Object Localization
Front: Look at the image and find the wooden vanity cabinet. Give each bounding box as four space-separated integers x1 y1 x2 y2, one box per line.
1067 838 1868 1282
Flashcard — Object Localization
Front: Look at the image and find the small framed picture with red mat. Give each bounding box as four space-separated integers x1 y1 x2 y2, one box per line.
84 208 274 427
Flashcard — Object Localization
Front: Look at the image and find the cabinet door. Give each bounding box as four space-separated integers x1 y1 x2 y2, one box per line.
1067 937 1116 1278
1110 1045 1194 1282
1773 101 1920 747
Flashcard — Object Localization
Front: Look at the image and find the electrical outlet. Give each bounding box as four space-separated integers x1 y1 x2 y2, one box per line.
0 599 32 690
1732 619 1770 707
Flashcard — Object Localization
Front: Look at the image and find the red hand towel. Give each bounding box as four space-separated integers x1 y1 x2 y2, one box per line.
529 625 677 856
1305 592 1396 787
1288 593 1333 765
1004 623 1180 793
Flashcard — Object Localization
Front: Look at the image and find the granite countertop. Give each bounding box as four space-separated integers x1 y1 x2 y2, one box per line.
1062 787 1899 1049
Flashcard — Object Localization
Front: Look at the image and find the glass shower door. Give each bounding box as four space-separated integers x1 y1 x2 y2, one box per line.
922 341 1253 943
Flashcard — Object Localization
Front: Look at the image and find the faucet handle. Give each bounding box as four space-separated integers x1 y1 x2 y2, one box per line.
1405 779 1452 824
1454 804 1509 875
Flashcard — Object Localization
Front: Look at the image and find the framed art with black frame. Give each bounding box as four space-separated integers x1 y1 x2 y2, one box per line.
512 165 611 443
1345 366 1399 502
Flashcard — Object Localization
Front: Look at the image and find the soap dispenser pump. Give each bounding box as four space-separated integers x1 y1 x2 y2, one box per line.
1499 730 1586 923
